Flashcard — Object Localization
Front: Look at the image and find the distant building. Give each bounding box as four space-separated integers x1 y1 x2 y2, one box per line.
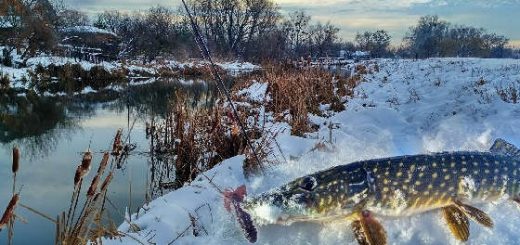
59 26 121 62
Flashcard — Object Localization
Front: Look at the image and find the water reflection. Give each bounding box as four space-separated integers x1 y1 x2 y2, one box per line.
0 92 78 158
0 78 219 244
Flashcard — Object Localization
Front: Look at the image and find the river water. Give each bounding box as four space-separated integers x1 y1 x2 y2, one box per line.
0 79 217 244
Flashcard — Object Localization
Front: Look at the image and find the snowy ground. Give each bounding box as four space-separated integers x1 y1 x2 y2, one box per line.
105 58 520 245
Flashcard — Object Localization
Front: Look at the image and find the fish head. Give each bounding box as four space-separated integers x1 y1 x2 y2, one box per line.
243 168 371 224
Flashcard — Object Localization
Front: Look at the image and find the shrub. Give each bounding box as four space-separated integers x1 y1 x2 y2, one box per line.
0 72 11 89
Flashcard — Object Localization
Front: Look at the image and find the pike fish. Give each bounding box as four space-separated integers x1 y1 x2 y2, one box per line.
236 138 520 244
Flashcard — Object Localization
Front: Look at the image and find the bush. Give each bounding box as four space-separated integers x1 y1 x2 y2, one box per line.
2 48 13 67
0 73 11 89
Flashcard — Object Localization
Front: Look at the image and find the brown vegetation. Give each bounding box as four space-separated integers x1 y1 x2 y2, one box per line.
149 64 364 189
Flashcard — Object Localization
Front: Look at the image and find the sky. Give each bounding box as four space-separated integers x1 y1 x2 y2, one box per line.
66 0 520 47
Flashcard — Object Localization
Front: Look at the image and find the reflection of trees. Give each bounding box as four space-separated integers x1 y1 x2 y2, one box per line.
108 79 219 120
0 92 78 159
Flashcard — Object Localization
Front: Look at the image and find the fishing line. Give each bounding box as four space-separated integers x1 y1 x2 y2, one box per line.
179 0 263 171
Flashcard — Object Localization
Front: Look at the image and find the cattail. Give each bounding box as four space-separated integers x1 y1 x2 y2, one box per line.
112 129 123 155
12 147 20 174
74 165 82 186
93 193 101 202
81 151 92 171
0 194 19 231
73 165 89 187
100 172 113 193
87 176 100 197
96 152 110 175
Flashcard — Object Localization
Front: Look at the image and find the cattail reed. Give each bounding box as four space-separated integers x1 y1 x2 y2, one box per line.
81 151 92 171
74 165 83 187
0 194 19 231
96 152 110 175
87 176 100 197
100 172 113 193
112 129 123 155
12 147 19 174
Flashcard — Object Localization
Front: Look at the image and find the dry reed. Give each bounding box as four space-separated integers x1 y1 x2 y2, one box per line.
0 194 19 231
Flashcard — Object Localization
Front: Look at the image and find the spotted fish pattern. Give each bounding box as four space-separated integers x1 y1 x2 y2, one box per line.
243 139 520 244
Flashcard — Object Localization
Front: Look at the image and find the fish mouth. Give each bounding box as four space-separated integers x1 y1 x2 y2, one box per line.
242 191 315 225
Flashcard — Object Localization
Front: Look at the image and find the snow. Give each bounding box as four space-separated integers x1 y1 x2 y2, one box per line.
219 61 260 73
60 26 117 36
236 81 268 103
0 49 260 95
102 58 520 244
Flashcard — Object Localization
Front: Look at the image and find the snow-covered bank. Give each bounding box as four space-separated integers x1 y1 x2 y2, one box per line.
0 48 260 94
106 58 520 245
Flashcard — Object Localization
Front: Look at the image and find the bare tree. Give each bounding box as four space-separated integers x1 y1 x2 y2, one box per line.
355 30 391 58
184 0 280 58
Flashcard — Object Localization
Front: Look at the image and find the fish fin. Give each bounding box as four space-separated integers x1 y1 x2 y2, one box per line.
454 200 493 228
442 205 470 242
351 211 387 245
490 138 520 157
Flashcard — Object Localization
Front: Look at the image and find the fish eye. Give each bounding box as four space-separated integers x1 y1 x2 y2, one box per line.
299 176 317 191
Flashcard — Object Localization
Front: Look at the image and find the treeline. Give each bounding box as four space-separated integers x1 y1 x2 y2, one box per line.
92 5 344 62
0 0 516 63
402 15 511 58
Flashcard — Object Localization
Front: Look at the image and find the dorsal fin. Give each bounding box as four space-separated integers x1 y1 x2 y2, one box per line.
490 138 520 157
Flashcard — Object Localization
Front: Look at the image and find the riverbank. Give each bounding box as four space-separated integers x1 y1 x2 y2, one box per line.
0 48 259 97
104 58 520 244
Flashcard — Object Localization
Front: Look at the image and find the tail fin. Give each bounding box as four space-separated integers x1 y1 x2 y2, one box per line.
224 185 258 243
490 138 520 157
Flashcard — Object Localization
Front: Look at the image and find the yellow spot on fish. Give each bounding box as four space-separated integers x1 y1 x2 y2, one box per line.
485 169 490 174
432 162 438 167
443 168 448 173
448 187 455 191
444 175 450 180
415 181 422 186
383 187 389 192
428 184 433 189
419 172 424 177
461 168 467 172
450 162 455 168
432 173 438 178
396 172 403 177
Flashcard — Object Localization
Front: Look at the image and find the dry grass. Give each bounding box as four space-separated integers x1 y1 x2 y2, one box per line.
147 88 274 190
235 65 355 136
54 129 137 245
497 85 519 104
149 63 367 187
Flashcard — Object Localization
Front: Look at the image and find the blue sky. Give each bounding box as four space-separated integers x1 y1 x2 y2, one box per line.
68 0 520 47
